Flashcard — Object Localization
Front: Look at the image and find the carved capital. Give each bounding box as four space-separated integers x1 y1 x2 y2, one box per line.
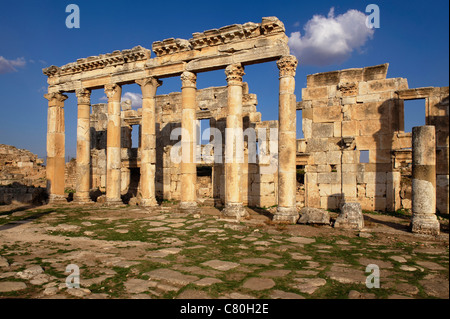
136 77 162 98
104 83 122 102
277 55 298 77
75 88 91 104
225 63 245 85
44 92 68 106
180 71 197 88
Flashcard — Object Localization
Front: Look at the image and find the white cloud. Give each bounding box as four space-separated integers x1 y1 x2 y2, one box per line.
0 56 26 74
122 92 142 108
98 92 143 109
288 7 375 66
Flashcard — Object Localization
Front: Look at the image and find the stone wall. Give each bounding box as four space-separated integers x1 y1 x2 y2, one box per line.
299 64 449 214
0 144 47 204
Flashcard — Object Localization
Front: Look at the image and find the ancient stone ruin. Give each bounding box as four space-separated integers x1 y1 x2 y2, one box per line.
0 144 47 205
40 17 449 234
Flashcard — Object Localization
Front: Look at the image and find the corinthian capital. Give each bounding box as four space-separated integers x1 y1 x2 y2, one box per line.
277 55 298 77
104 83 122 102
75 88 91 104
136 77 163 98
225 63 245 85
44 92 68 106
180 71 197 88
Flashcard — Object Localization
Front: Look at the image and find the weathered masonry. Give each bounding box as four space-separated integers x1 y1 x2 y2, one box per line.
43 17 300 222
298 65 449 215
43 17 449 220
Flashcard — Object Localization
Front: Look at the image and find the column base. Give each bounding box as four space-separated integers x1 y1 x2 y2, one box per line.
105 198 124 206
48 194 67 204
273 206 299 224
178 201 198 213
140 198 158 208
73 193 93 205
222 202 248 219
411 215 440 236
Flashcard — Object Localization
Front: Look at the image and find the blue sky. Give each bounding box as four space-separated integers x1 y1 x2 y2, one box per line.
0 0 448 160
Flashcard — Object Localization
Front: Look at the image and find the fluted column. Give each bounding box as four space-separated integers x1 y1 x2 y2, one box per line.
223 63 248 218
74 88 92 203
136 77 162 207
274 55 299 223
44 92 68 203
411 125 440 235
104 83 123 205
179 71 198 212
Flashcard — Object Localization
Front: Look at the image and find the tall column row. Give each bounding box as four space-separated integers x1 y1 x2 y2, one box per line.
45 56 298 218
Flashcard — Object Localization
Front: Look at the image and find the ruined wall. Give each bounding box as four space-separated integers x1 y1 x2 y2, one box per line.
300 64 409 211
300 64 449 214
0 144 47 204
429 87 449 214
396 86 449 214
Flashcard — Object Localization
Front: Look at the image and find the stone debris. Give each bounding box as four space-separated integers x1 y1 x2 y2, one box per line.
298 207 330 225
16 265 44 280
334 202 364 230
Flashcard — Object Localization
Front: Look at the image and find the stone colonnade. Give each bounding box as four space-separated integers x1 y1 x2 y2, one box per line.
44 55 299 222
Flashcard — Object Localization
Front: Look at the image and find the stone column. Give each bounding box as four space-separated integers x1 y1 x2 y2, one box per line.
44 92 68 203
74 88 92 203
223 64 248 218
104 83 123 205
411 125 440 235
274 55 299 223
136 77 162 207
179 71 198 212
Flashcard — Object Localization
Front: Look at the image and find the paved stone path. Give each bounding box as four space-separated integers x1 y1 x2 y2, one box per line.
0 203 448 299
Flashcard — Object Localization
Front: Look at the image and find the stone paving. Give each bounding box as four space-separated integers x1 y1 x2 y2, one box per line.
0 203 448 299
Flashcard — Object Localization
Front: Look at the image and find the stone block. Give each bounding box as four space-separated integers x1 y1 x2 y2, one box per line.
327 151 341 165
334 202 364 230
312 123 334 138
302 87 329 100
319 184 331 196
305 138 328 153
298 207 330 225
313 106 342 123
306 71 340 87
356 94 381 104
